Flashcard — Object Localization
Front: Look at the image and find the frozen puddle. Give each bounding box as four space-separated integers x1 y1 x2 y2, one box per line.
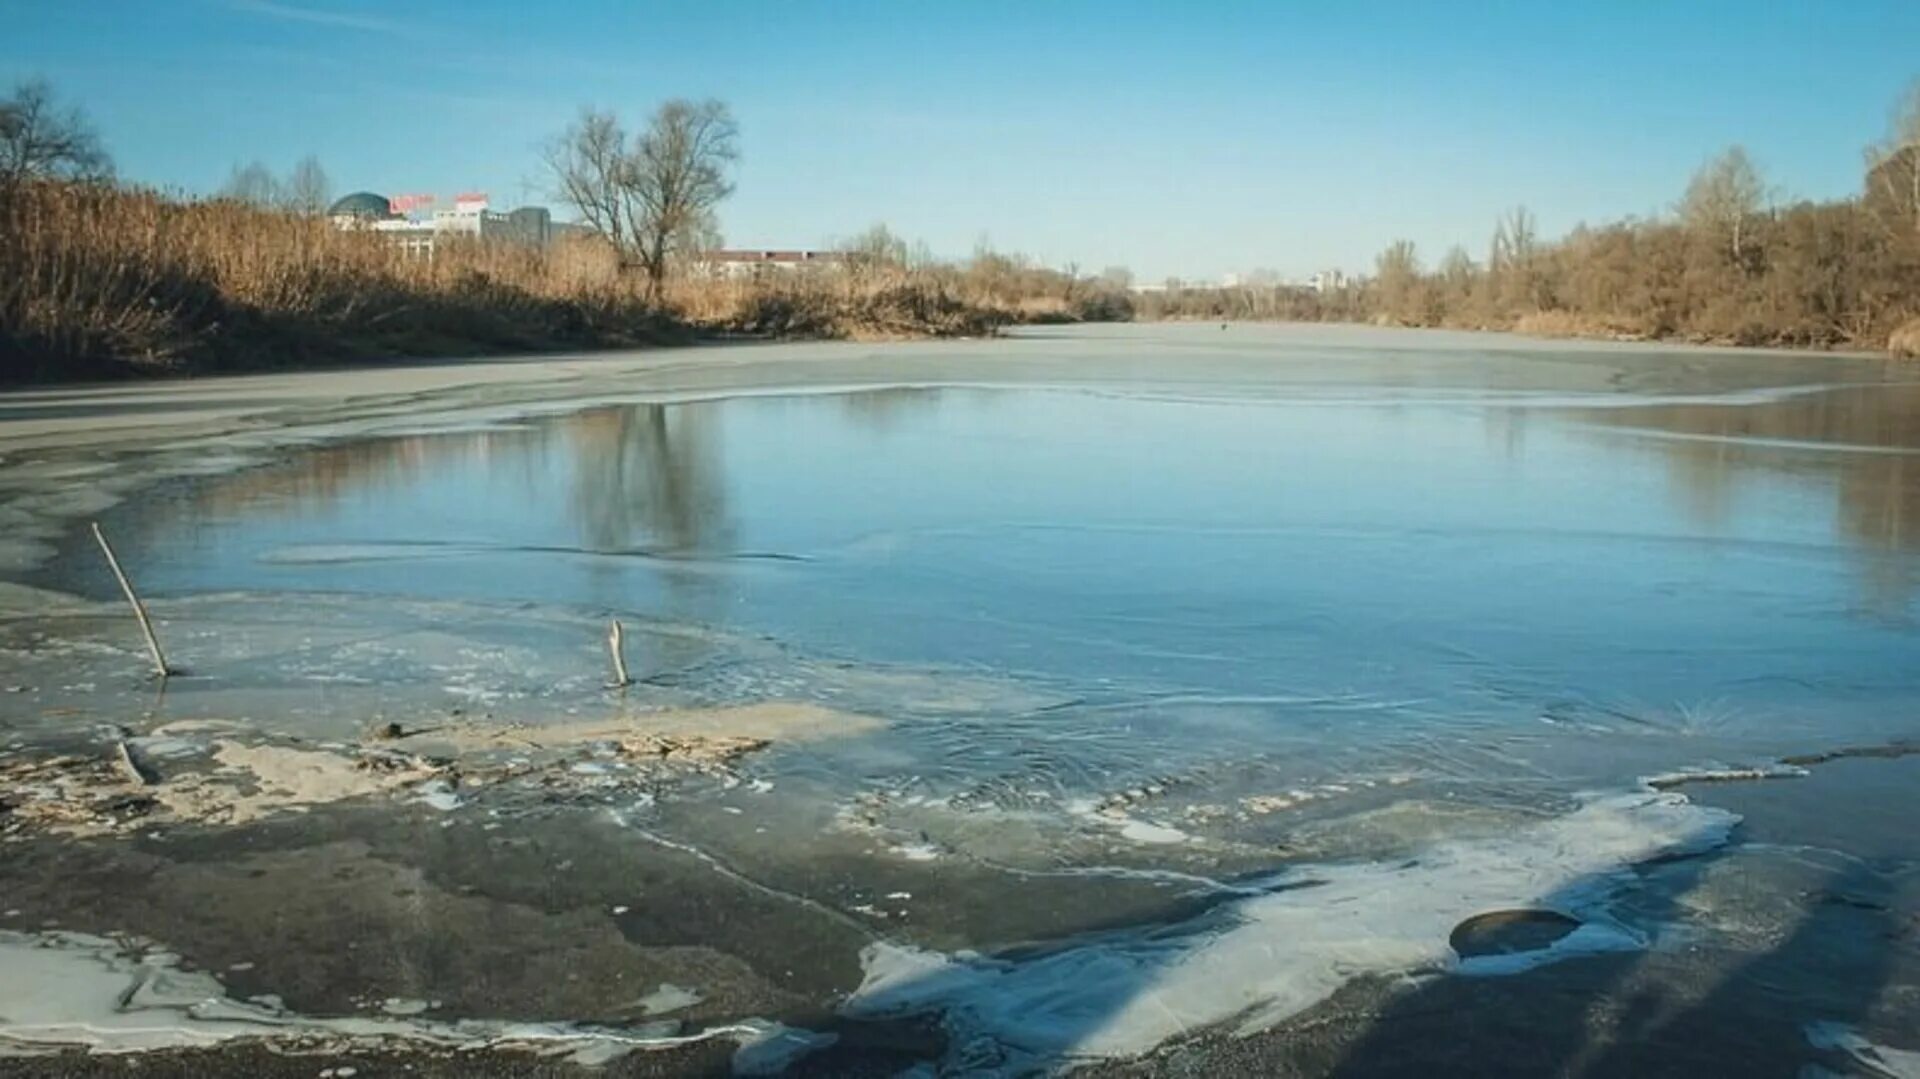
0 930 813 1071
847 790 1736 1066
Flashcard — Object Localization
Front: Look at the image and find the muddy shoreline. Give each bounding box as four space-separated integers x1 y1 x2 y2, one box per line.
3 751 1915 1077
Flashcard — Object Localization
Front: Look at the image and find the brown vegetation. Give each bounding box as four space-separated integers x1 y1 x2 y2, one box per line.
1893 318 1920 359
0 82 1126 382
0 182 1110 382
9 73 1920 381
0 180 688 381
1363 188 1918 349
1143 188 1920 353
1145 87 1920 356
675 273 1003 339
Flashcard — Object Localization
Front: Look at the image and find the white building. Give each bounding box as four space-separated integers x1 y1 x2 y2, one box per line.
693 249 847 279
329 191 555 259
1306 269 1351 293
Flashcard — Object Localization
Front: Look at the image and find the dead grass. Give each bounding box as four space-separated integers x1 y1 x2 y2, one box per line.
0 182 1034 383
1891 317 1920 359
1511 310 1652 341
671 269 1007 340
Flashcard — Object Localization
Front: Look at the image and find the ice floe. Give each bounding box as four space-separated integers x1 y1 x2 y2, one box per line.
0 930 783 1065
847 790 1737 1064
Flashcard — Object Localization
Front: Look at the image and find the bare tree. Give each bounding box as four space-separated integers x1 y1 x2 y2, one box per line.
1437 244 1478 314
221 160 281 206
284 155 331 214
1487 206 1541 315
1098 265 1135 290
545 108 642 253
843 222 910 268
0 78 112 189
1679 146 1764 258
545 99 739 298
1866 78 1920 235
1501 206 1538 267
1373 239 1422 323
631 99 738 298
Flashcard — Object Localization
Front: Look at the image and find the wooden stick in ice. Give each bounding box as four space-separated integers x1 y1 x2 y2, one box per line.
608 619 632 688
90 522 171 678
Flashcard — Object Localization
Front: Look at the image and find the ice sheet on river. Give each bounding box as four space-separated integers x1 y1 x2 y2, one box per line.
0 929 819 1069
847 790 1736 1065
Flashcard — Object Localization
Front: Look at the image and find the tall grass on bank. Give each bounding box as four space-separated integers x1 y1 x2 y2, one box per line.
0 181 692 381
669 261 1112 339
0 182 1051 383
1892 318 1920 359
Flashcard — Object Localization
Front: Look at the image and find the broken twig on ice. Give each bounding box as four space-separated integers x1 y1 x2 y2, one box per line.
608 619 632 688
113 740 155 787
90 521 171 678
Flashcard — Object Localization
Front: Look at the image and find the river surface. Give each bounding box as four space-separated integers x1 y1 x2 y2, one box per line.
4 326 1919 1074
64 365 1920 796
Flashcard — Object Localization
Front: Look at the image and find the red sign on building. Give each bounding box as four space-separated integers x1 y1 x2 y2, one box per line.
389 193 436 216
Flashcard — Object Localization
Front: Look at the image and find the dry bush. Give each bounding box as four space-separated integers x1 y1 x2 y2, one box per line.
0 182 1125 383
1892 317 1920 358
0 181 694 380
669 266 1003 340
1326 198 1918 353
1511 310 1649 340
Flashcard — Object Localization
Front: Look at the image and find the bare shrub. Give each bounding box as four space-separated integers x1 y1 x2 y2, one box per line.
1892 317 1920 359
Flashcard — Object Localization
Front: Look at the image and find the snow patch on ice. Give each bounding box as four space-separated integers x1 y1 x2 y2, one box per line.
730 1021 837 1075
1115 818 1190 845
847 790 1736 1064
632 983 702 1017
0 930 779 1064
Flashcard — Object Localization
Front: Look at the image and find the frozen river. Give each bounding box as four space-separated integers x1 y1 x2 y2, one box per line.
3 324 1917 1075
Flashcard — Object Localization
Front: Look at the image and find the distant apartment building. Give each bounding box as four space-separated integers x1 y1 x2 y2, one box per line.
327 191 561 258
695 249 847 278
1306 269 1351 293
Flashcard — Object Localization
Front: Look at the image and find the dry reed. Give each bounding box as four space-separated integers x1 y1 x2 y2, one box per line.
0 181 1058 382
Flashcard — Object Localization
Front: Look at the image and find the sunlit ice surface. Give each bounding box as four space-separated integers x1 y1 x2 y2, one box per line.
5 332 1919 1073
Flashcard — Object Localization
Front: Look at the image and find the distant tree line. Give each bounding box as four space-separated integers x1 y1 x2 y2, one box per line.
1139 82 1920 354
1356 123 1919 349
220 156 333 215
6 73 1919 364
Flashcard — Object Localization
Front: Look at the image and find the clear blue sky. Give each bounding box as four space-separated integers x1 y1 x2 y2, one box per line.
5 0 1916 281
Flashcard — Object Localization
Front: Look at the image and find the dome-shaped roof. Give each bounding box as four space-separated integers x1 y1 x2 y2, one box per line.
328 191 391 218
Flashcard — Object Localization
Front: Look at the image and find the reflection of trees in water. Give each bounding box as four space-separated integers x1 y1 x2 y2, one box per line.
560 404 730 554
1657 433 1739 532
190 428 548 518
179 406 731 556
558 404 734 634
1838 454 1917 615
836 386 946 432
1482 404 1531 463
162 403 733 557
1584 385 1920 613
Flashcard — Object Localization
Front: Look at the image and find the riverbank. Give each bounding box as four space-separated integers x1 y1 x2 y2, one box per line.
1134 307 1920 362
0 182 1051 385
3 730 1913 1077
11 181 1916 388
